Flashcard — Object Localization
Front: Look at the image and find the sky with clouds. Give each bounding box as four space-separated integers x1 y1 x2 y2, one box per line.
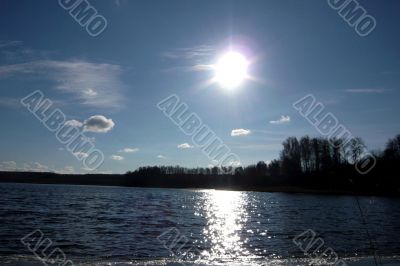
0 0 399 174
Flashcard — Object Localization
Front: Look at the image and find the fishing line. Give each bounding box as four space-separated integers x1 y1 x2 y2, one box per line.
351 178 382 266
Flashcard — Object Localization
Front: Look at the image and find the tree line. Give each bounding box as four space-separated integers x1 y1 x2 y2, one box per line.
128 134 400 176
1 134 398 195
125 134 400 195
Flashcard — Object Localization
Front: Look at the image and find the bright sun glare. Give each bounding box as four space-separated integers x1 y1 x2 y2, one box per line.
214 51 249 89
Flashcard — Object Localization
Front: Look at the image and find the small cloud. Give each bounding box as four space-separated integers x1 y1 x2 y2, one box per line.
64 119 83 127
157 155 167 159
57 166 75 174
118 148 139 153
162 45 214 60
229 160 241 167
81 136 95 143
83 88 97 97
162 65 214 73
23 162 50 172
231 129 251 137
81 166 95 172
64 115 114 133
344 88 386 94
73 152 88 159
270 115 291 124
189 64 214 72
177 143 193 149
83 115 115 133
162 45 215 73
0 161 17 171
110 155 124 161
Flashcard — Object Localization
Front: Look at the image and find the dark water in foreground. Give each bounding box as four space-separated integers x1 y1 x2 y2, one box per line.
0 183 399 265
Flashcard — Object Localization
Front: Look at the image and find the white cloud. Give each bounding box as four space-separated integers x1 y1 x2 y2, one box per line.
157 155 167 159
73 152 88 160
110 155 124 161
83 88 98 97
189 64 214 72
344 88 386 94
1 161 55 172
229 160 241 167
162 64 214 73
0 161 17 171
64 115 114 133
80 136 95 143
57 166 75 174
162 45 214 60
269 115 291 124
0 60 125 108
118 148 139 153
22 162 50 172
177 143 193 149
162 45 216 73
83 115 115 133
64 119 83 127
231 128 251 137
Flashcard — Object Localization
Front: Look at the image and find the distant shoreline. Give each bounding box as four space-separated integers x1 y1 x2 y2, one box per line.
1 171 399 198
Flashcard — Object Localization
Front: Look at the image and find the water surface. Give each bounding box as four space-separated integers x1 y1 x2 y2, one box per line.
0 183 399 265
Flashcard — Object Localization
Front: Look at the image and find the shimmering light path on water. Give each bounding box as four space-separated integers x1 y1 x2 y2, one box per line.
0 183 399 265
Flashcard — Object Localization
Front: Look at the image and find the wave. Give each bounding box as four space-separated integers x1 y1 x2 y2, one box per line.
1 255 400 266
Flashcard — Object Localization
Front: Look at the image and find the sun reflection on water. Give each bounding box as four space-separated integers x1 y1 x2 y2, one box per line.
196 190 253 262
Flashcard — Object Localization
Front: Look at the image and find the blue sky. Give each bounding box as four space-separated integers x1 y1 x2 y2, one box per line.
0 0 399 174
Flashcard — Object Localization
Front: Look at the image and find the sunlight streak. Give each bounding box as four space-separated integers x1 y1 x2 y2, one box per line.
196 190 253 263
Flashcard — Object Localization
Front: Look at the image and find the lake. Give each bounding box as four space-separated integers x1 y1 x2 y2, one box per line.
0 183 399 265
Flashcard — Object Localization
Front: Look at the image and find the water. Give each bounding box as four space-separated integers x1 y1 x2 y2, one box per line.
0 183 399 265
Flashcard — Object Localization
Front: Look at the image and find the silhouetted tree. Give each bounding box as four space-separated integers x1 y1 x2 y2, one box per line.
384 134 400 161
281 137 301 175
311 138 321 172
235 166 244 176
256 161 268 177
268 159 281 176
348 137 365 163
300 136 312 173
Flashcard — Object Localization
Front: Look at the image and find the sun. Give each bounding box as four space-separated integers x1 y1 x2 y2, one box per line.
214 51 249 89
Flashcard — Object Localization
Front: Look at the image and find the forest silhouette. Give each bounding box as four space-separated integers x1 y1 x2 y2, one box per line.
1 134 399 196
